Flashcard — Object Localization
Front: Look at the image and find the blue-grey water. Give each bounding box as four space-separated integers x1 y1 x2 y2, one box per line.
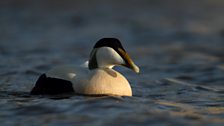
0 0 224 126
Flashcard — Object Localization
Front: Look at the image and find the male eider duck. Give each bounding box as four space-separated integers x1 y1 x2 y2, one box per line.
31 38 140 96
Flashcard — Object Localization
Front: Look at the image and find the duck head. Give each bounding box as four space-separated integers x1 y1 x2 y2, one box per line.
88 38 140 73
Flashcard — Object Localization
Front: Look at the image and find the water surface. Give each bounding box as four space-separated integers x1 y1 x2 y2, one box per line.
0 0 224 126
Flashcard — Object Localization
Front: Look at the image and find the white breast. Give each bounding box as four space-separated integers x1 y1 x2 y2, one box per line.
46 64 132 96
72 68 132 96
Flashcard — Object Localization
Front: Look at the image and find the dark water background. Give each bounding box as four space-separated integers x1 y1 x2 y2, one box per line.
0 0 224 125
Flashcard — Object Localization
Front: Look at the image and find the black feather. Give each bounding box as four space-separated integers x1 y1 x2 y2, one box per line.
94 38 126 52
30 74 75 95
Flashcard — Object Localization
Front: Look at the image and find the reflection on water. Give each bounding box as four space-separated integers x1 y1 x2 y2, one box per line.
0 0 224 126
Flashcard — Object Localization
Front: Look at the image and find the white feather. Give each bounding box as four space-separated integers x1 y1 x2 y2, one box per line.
80 61 89 68
43 46 137 96
96 47 125 68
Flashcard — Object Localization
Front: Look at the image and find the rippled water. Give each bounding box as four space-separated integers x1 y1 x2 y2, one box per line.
0 0 224 126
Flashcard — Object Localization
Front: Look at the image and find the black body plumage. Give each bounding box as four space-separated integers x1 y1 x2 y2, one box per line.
30 74 74 95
